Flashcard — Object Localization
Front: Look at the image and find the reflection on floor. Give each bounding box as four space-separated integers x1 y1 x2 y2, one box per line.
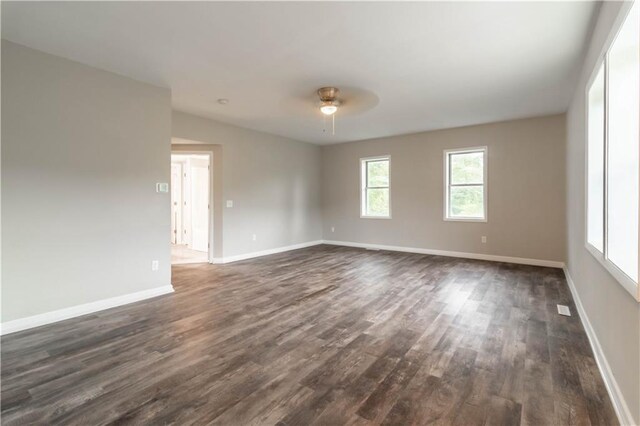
171 244 208 264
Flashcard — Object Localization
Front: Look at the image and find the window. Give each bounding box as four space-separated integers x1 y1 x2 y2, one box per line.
586 0 639 299
444 147 487 221
361 156 390 218
587 64 605 252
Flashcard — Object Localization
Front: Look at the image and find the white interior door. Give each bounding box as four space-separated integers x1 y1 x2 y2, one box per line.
190 162 209 252
182 159 192 246
170 163 183 244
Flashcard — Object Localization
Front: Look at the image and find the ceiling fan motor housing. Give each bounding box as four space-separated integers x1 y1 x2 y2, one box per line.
317 87 339 102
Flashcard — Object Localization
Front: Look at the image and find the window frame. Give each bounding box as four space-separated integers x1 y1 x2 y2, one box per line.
360 155 391 219
584 0 640 302
443 146 488 223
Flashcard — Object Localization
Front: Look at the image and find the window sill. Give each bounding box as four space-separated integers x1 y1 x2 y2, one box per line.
444 217 487 223
360 215 392 219
585 242 640 302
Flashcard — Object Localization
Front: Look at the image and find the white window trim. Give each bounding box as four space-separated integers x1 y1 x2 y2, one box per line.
360 155 391 219
583 0 640 302
586 244 638 300
443 146 488 223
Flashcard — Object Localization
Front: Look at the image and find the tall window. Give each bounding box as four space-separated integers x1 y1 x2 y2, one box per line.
444 147 487 221
361 156 390 218
586 0 639 298
587 64 605 252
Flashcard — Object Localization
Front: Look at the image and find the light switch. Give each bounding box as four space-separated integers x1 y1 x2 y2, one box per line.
156 183 169 193
226 200 233 208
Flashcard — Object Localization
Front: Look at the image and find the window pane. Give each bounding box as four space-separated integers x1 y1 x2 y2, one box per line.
587 64 605 252
450 186 484 218
450 152 483 185
366 188 389 216
607 0 639 282
367 160 389 187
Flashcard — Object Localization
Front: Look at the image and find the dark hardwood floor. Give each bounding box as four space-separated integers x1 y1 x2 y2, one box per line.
1 245 617 425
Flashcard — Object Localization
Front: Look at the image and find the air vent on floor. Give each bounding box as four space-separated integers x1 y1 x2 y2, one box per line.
557 304 571 316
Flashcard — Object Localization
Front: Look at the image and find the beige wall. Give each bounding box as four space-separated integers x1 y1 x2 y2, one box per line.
566 2 640 423
322 114 566 263
172 111 323 258
1 41 172 322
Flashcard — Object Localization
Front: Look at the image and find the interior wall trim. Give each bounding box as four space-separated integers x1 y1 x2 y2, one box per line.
322 240 565 268
0 285 175 336
563 266 635 426
213 240 324 264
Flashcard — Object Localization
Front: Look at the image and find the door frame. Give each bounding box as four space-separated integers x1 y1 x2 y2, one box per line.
170 150 214 264
170 161 184 245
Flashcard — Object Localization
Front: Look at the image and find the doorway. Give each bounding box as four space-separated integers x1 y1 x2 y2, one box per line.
171 153 210 264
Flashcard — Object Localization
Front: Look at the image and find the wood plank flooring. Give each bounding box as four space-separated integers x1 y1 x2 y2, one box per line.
1 245 618 425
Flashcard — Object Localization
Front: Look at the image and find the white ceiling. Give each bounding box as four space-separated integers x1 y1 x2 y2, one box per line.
2 1 598 145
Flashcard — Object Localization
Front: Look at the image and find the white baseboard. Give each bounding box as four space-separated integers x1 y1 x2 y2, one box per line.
213 240 324 264
563 266 635 426
212 239 563 268
0 285 175 336
322 240 564 268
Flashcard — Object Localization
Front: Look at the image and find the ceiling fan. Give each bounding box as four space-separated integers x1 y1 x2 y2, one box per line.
279 86 376 137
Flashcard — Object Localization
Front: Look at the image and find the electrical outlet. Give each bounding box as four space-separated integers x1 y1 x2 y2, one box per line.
151 260 159 271
481 236 487 243
252 234 257 241
226 200 233 208
331 226 335 233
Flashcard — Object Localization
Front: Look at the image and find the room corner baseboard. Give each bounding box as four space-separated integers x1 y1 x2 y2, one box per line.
214 240 324 264
0 285 175 336
322 240 564 268
563 266 635 426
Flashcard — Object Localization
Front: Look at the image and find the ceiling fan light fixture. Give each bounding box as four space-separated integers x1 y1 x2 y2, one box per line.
320 103 338 115
316 87 341 135
317 87 341 116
